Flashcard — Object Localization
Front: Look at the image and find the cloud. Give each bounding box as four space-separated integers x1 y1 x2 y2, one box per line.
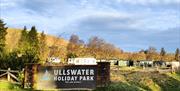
0 0 179 52
68 13 179 52
115 0 180 5
73 10 180 32
0 0 21 9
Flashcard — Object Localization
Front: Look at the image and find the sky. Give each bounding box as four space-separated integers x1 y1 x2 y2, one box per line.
0 0 180 52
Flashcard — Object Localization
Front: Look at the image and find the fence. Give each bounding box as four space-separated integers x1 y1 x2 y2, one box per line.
0 68 22 84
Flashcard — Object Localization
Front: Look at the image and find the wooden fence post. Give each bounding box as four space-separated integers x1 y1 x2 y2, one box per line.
7 68 10 81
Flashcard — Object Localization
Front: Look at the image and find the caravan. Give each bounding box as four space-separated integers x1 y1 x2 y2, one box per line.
68 58 97 65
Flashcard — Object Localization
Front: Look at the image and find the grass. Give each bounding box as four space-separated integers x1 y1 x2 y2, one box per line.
96 67 180 91
166 72 180 81
1 68 180 91
0 81 25 91
95 82 142 91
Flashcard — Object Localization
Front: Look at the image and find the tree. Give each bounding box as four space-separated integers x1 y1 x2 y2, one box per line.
18 26 29 52
39 31 48 62
164 53 174 62
87 36 120 60
87 36 105 58
48 34 67 61
119 52 130 60
100 43 117 59
160 47 166 61
131 52 146 61
145 47 160 61
17 26 40 64
175 48 180 61
147 47 156 53
24 26 40 63
28 26 39 48
67 34 84 58
0 19 8 69
0 19 7 53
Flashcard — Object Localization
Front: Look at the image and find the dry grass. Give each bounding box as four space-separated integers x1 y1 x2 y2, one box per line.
107 67 180 91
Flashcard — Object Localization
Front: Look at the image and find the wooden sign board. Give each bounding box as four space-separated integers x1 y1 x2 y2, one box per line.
36 65 97 90
24 62 110 90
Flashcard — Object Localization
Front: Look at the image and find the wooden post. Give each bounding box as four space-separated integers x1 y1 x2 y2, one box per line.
22 68 25 88
143 65 145 70
156 66 159 71
7 68 10 81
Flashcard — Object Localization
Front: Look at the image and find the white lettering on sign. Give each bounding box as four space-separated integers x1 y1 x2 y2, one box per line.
54 76 78 81
54 76 94 81
54 69 94 76
53 69 95 82
79 76 94 81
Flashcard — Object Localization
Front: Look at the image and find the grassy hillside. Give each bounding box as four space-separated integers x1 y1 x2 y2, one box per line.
95 67 180 91
5 28 68 52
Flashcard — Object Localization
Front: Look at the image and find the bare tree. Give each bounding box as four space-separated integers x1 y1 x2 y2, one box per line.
67 34 85 58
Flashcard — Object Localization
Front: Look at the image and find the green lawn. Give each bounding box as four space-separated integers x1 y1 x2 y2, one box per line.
0 81 27 91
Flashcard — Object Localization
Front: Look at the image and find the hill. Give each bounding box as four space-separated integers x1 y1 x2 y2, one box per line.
95 67 180 91
5 28 68 52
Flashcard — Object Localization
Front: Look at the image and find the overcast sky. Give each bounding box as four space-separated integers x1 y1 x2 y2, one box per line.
0 0 180 52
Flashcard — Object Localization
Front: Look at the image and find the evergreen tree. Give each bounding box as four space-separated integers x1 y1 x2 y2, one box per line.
175 48 180 61
18 26 29 51
0 19 7 69
160 47 166 61
39 31 46 48
23 26 40 63
19 26 40 63
0 19 7 53
39 31 47 62
28 26 39 48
